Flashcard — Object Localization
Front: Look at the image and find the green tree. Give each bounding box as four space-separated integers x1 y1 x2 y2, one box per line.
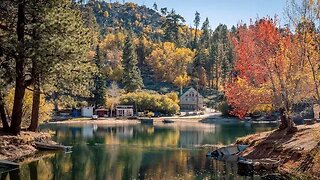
31 1 96 131
0 0 95 133
153 2 158 11
209 24 233 90
193 18 211 82
122 33 144 92
192 11 201 50
93 45 106 108
162 10 185 46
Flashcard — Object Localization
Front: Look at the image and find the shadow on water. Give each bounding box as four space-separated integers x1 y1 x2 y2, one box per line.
0 121 278 179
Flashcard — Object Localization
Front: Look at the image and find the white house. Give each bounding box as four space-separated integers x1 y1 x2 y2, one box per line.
116 105 134 117
81 107 94 117
179 87 204 111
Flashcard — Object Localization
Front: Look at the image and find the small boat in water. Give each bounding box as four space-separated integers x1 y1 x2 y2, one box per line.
207 145 248 158
139 118 154 124
35 142 72 151
162 119 174 124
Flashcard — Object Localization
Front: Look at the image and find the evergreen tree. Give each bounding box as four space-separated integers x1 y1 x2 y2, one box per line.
153 2 158 11
193 11 201 50
136 35 146 67
199 18 211 47
122 33 144 92
93 45 106 108
208 24 234 90
193 18 211 80
0 0 95 134
162 9 185 46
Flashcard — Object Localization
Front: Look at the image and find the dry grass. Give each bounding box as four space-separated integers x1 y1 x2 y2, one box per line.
0 131 52 161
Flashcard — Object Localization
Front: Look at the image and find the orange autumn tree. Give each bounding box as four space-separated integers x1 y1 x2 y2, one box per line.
225 18 313 132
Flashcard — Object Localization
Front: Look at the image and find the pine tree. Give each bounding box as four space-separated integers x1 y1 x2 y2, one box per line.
122 33 144 92
193 18 211 80
162 10 185 46
192 11 201 50
93 45 105 107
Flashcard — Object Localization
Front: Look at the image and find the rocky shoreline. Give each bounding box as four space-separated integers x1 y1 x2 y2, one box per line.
235 124 320 179
0 131 53 161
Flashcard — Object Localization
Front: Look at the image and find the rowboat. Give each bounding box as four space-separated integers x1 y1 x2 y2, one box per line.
35 142 72 151
162 119 175 124
139 118 154 124
0 160 19 173
207 145 248 158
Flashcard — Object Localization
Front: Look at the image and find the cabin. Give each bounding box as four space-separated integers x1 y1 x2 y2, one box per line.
179 87 204 111
81 107 94 117
95 108 109 117
116 105 134 117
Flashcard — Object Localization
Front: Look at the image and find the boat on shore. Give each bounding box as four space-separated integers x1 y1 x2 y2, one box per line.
207 145 248 158
162 119 175 124
35 142 72 151
139 118 154 124
0 160 19 173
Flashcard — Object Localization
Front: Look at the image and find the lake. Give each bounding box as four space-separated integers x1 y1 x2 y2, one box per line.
1 120 278 180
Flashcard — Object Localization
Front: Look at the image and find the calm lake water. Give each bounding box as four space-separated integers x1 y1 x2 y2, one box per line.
1 120 278 180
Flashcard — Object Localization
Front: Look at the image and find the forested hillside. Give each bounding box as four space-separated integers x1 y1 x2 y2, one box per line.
2 0 319 134
79 1 236 104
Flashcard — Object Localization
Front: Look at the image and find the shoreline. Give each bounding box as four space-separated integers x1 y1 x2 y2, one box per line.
0 131 53 161
235 124 320 179
46 112 222 125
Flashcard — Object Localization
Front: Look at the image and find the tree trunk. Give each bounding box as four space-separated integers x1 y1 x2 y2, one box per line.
0 91 9 130
10 1 26 135
279 108 297 133
28 161 38 180
28 76 40 132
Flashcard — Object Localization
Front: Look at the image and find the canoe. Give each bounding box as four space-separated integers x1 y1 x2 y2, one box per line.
35 142 72 151
139 118 153 124
0 160 19 173
162 119 174 124
207 145 248 158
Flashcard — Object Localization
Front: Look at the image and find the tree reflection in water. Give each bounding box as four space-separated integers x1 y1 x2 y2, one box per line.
1 122 276 179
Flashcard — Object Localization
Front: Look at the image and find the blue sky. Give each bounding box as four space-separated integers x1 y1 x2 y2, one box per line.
126 0 288 29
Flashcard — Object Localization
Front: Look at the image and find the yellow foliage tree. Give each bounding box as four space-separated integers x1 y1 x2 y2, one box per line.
173 73 191 95
104 82 124 116
147 42 195 83
6 88 53 127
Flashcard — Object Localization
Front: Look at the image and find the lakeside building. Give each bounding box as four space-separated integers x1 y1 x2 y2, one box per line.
179 87 204 111
116 105 134 117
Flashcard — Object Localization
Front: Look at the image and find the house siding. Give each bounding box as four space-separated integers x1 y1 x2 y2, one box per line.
179 88 204 111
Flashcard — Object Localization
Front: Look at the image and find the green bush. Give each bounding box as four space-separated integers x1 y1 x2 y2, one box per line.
120 91 180 114
216 101 231 116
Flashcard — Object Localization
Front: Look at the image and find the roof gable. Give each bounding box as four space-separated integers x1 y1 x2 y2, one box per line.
180 87 203 99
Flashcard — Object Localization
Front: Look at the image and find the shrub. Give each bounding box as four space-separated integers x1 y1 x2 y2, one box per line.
120 91 180 114
6 88 53 127
216 101 232 116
